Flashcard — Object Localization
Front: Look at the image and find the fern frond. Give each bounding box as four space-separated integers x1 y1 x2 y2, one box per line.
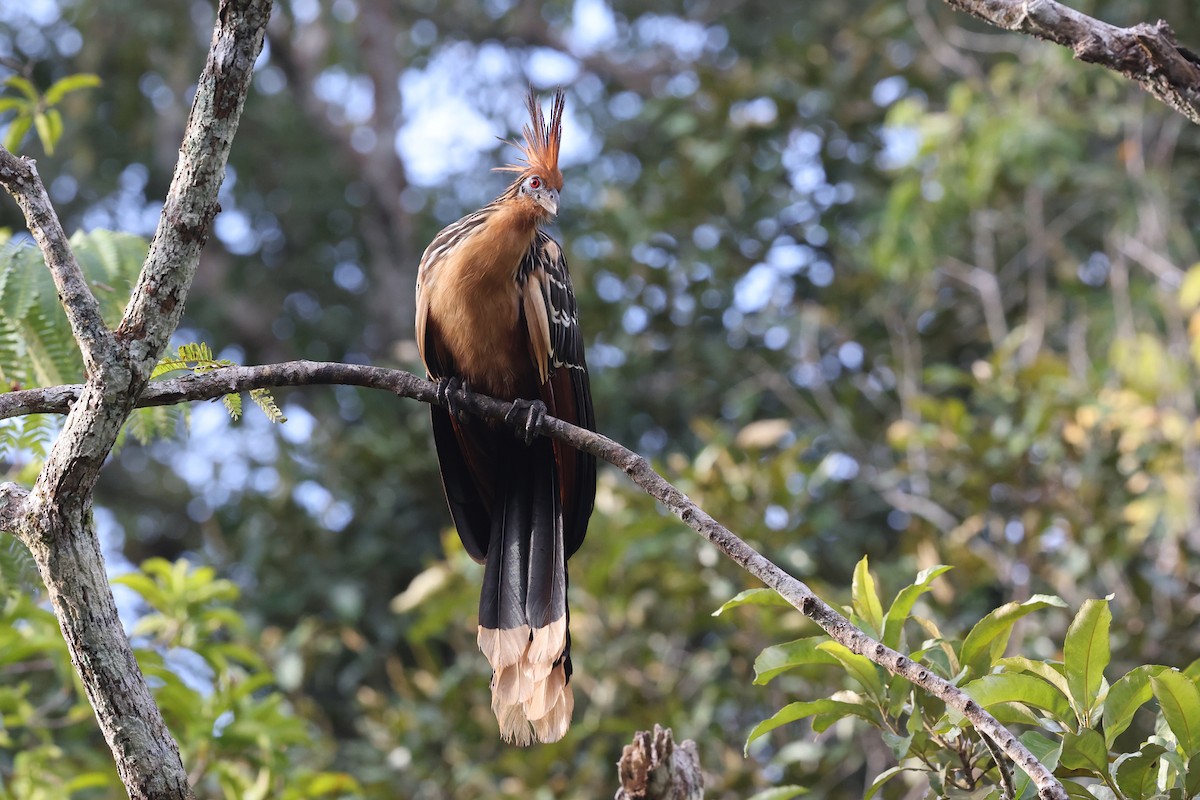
70 229 146 325
0 230 148 388
222 393 243 420
249 388 286 423
150 357 192 380
0 413 60 472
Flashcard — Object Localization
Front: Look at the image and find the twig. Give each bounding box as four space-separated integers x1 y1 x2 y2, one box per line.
0 149 116 373
0 359 1069 799
940 0 1200 125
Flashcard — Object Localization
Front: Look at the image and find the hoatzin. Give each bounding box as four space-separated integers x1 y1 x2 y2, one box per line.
414 88 596 745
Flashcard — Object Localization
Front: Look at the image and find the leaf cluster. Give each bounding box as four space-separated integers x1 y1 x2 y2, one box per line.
735 561 1200 799
0 552 355 799
0 229 147 470
0 73 100 155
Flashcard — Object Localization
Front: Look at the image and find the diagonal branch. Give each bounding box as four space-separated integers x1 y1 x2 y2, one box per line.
117 0 274 385
940 0 1200 125
2 359 1067 799
0 149 116 373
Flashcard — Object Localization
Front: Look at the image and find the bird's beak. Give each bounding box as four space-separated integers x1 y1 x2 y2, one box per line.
536 188 560 217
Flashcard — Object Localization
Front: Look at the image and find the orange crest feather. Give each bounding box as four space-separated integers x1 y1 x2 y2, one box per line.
498 87 565 190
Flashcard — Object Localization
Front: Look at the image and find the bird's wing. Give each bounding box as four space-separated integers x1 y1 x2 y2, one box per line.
519 230 597 557
415 222 497 564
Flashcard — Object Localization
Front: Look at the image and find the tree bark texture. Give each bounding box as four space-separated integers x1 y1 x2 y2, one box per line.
615 725 704 800
941 0 1200 125
0 1 272 798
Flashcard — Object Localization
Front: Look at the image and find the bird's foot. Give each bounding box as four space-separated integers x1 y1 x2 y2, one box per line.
437 377 471 422
505 398 547 445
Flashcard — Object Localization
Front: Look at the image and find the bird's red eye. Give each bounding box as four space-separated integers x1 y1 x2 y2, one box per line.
529 177 541 189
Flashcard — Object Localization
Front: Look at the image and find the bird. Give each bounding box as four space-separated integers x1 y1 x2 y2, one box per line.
414 87 596 745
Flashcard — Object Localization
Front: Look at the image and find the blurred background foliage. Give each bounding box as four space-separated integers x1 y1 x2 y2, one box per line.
1 0 1199 797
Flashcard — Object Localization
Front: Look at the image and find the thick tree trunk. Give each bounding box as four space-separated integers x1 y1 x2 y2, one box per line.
0 1 272 797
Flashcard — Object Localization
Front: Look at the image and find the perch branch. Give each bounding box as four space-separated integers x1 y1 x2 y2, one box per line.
1 359 1067 799
940 0 1200 125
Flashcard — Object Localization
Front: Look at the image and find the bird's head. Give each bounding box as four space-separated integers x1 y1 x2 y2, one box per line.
499 87 565 220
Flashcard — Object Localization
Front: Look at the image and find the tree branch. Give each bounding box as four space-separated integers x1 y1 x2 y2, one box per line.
941 0 1200 125
117 0 273 384
1 359 1067 798
0 149 116 373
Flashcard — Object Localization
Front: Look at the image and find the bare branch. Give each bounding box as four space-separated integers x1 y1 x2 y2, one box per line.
117 0 274 383
0 149 116 373
941 0 1200 125
2 359 1067 798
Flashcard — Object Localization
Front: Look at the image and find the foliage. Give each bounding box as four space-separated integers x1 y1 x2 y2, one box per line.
0 228 284 472
744 560 1200 799
0 555 354 798
3 0 1200 798
0 229 149 470
0 73 100 154
151 342 286 424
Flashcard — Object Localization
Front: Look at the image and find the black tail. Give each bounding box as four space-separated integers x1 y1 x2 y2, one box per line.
477 436 573 744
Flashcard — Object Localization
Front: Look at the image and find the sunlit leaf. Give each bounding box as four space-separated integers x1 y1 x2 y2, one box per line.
1151 670 1200 757
851 556 883 636
1064 597 1111 723
753 636 838 685
882 564 951 649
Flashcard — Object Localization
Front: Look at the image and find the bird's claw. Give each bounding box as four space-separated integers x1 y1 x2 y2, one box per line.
437 377 471 422
505 399 547 445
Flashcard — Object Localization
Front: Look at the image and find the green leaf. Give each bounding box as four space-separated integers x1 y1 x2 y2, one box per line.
851 556 883 636
881 728 913 760
250 387 287 422
1186 750 1200 799
1058 727 1108 776
32 112 53 154
1064 598 1111 722
301 773 362 796
816 641 883 700
1151 670 1200 757
995 657 1073 708
962 673 1073 721
223 392 243 419
44 108 62 149
753 636 839 684
746 699 873 751
713 588 791 616
1115 744 1166 800
960 595 1066 677
0 97 26 114
3 76 38 102
4 114 32 153
1105 665 1167 747
746 787 808 800
865 766 923 800
43 73 101 105
882 564 951 649
1180 265 1200 311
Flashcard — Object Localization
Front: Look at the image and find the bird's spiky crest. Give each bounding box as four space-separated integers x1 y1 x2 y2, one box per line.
497 87 565 190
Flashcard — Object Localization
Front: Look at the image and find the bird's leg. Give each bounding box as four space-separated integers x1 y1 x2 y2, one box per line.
436 376 471 422
504 398 547 446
